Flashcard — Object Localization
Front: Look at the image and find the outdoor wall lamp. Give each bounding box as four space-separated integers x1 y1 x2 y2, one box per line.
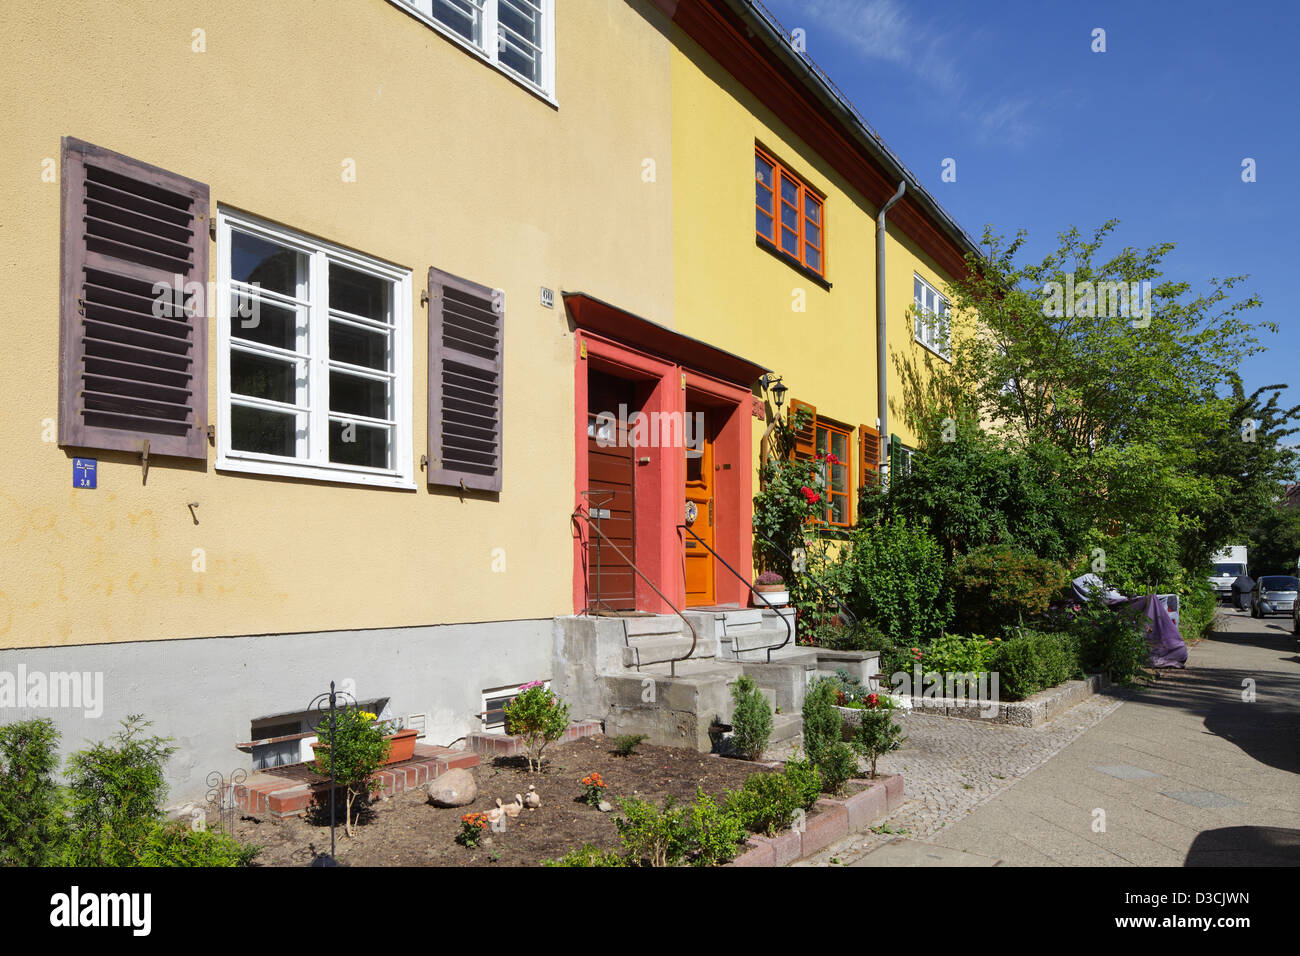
760 373 787 410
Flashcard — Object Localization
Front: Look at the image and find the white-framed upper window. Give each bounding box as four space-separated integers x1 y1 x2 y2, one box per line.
215 209 414 489
913 274 951 360
394 0 556 101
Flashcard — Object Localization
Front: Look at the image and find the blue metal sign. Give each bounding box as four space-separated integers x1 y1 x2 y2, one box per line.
73 458 97 489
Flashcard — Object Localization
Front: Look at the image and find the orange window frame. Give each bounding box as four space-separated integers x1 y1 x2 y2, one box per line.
755 146 826 277
814 420 853 527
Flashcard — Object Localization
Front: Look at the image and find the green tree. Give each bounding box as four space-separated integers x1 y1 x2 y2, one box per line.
64 715 176 866
310 708 390 837
0 718 68 865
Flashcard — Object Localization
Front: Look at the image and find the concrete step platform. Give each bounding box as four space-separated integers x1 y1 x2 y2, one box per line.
624 635 715 667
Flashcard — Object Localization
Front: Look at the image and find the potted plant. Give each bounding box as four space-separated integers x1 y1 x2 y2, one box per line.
377 717 419 765
753 570 790 607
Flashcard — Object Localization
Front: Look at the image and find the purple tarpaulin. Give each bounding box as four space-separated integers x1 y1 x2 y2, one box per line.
1120 593 1188 669
1070 574 1188 668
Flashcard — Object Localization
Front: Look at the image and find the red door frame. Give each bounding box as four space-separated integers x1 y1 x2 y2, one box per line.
572 332 754 614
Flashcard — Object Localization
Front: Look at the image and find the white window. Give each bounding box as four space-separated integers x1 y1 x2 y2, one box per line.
913 274 951 360
481 681 548 733
394 0 555 100
216 210 414 488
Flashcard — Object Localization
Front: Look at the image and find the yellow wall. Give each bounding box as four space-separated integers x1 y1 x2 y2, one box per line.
0 0 675 648
667 28 959 496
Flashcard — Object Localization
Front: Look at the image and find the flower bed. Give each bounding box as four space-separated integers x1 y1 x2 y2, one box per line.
231 736 775 867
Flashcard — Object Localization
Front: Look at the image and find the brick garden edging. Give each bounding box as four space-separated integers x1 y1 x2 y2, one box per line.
233 743 479 819
727 773 904 867
464 718 603 758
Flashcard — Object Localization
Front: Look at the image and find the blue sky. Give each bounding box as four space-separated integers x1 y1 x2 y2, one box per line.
764 0 1299 440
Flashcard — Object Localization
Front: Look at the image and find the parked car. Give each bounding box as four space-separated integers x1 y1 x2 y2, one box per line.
1250 575 1299 619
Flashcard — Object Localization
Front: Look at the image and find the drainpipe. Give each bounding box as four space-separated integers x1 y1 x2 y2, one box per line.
876 181 906 482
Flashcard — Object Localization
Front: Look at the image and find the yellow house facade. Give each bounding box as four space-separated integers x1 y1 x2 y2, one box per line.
0 0 981 799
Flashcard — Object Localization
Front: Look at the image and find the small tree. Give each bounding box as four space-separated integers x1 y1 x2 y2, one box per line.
0 718 67 865
310 709 390 837
802 680 858 794
64 715 175 866
850 695 905 778
504 683 570 773
729 675 773 760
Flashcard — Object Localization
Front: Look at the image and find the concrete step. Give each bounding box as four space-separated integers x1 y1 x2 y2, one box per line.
722 608 765 632
771 711 803 744
623 635 715 667
729 624 795 653
623 615 685 639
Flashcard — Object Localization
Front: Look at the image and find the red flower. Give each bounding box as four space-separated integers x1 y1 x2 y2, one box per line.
825 453 840 465
866 693 879 708
800 486 822 504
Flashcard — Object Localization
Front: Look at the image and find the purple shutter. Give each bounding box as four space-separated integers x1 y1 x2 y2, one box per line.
427 267 503 492
59 137 210 460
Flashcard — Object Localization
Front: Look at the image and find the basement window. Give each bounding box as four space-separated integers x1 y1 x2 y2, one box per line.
481 681 549 733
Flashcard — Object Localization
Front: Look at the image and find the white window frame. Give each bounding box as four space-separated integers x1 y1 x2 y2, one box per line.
391 0 557 104
913 273 952 361
215 208 415 489
481 681 549 733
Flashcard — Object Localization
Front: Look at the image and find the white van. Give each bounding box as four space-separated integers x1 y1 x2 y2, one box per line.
1208 545 1248 602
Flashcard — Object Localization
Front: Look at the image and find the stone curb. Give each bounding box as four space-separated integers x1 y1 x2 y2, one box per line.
728 773 903 867
837 675 1108 729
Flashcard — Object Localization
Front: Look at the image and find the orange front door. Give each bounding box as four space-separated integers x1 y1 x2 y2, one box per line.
684 407 715 607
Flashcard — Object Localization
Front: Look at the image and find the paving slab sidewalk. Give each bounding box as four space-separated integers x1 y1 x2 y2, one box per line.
805 610 1300 867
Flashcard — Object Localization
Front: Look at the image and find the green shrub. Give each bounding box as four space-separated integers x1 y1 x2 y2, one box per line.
1070 599 1151 685
726 771 805 837
839 519 952 643
990 629 1077 700
504 683 570 773
1177 578 1218 643
309 708 390 837
615 796 693 867
729 675 773 760
63 715 175 866
782 754 823 811
951 545 1070 634
687 788 747 867
612 734 646 757
542 844 628 867
801 679 858 792
920 633 1001 674
0 718 67 866
137 820 259 867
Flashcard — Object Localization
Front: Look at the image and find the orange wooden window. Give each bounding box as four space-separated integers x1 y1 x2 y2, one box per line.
815 420 852 527
755 147 825 277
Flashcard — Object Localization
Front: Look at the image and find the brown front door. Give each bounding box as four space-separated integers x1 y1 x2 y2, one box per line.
585 370 636 610
684 406 715 607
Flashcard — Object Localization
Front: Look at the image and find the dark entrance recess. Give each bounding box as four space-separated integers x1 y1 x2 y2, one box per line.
585 369 637 610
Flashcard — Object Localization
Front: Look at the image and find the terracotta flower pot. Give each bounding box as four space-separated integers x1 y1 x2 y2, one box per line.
310 727 419 768
383 728 419 765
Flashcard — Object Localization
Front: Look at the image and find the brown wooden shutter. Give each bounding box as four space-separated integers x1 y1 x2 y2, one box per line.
859 424 881 486
59 137 209 459
427 267 503 492
789 399 816 461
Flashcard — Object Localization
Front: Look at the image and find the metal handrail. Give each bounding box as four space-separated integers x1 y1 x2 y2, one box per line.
572 508 698 677
678 524 792 663
752 528 858 628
